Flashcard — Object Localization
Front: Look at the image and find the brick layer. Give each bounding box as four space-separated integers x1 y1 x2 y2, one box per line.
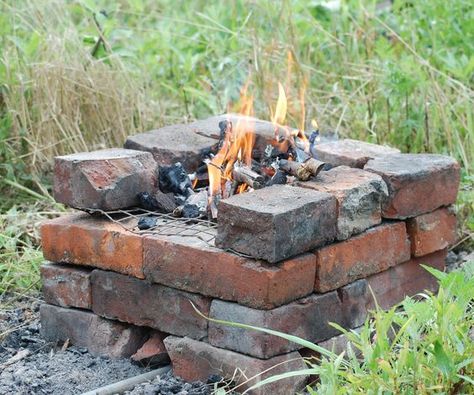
406 207 457 257
41 263 92 309
144 235 316 310
40 304 148 359
367 249 447 310
41 213 144 278
91 270 211 340
164 336 307 395
314 222 410 292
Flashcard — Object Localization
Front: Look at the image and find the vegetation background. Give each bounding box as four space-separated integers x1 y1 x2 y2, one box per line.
0 0 473 293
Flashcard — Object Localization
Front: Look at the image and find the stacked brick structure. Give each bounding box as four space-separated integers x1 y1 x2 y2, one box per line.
40 116 460 395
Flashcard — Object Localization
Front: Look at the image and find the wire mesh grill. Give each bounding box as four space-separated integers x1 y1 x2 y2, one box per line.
84 207 217 245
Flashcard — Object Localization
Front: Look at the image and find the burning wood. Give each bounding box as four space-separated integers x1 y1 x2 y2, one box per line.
232 163 264 190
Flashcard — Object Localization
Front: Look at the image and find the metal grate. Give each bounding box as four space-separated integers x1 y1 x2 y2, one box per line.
84 207 217 245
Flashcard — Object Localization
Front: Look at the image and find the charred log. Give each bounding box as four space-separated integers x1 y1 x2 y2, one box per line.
232 164 264 189
279 158 326 181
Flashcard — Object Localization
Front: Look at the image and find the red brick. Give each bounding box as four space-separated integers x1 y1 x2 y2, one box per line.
297 166 388 240
144 234 316 310
164 336 307 395
54 148 157 210
131 331 169 365
216 185 337 263
40 263 92 309
314 222 410 292
365 154 460 218
91 270 211 340
313 139 400 168
367 249 447 310
406 207 457 257
208 282 367 359
41 213 144 278
40 304 148 358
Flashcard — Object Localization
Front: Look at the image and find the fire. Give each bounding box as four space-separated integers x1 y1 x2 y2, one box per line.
206 77 316 217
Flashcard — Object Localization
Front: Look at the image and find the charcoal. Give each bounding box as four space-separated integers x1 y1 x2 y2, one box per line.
137 191 177 213
137 216 158 230
266 170 287 186
309 130 320 158
159 162 192 197
295 147 310 162
182 190 208 218
137 192 159 211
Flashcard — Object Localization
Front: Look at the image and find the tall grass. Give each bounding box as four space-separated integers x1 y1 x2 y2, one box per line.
1 0 472 180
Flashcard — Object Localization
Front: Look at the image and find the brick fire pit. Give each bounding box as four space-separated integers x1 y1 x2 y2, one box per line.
40 115 460 394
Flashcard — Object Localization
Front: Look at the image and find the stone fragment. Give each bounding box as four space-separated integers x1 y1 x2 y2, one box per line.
40 304 148 358
53 148 157 210
297 166 388 240
131 331 169 365
314 222 410 292
208 282 367 359
364 153 460 219
144 234 315 310
367 249 447 310
41 213 144 278
91 270 211 340
40 263 92 309
164 336 307 395
215 185 337 263
406 207 457 257
313 139 400 168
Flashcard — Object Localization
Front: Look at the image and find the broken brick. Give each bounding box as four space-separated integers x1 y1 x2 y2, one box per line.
40 263 92 309
41 213 144 278
406 207 457 257
91 270 211 340
164 336 307 395
40 304 148 358
131 331 169 365
364 153 460 219
215 185 337 263
297 166 388 240
53 148 157 210
314 222 410 292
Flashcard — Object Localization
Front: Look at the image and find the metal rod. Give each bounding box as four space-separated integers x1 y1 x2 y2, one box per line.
80 365 171 395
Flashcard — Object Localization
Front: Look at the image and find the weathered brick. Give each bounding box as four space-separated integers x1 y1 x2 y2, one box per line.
164 336 307 395
367 249 447 310
313 139 400 168
297 166 388 240
40 304 148 358
91 270 211 340
209 294 340 359
337 279 369 328
406 207 457 257
124 121 216 172
41 213 144 278
314 222 411 292
40 263 92 309
144 234 315 310
53 148 157 210
365 153 460 219
216 185 337 263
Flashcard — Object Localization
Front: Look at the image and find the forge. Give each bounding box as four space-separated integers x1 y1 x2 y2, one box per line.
40 85 461 394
